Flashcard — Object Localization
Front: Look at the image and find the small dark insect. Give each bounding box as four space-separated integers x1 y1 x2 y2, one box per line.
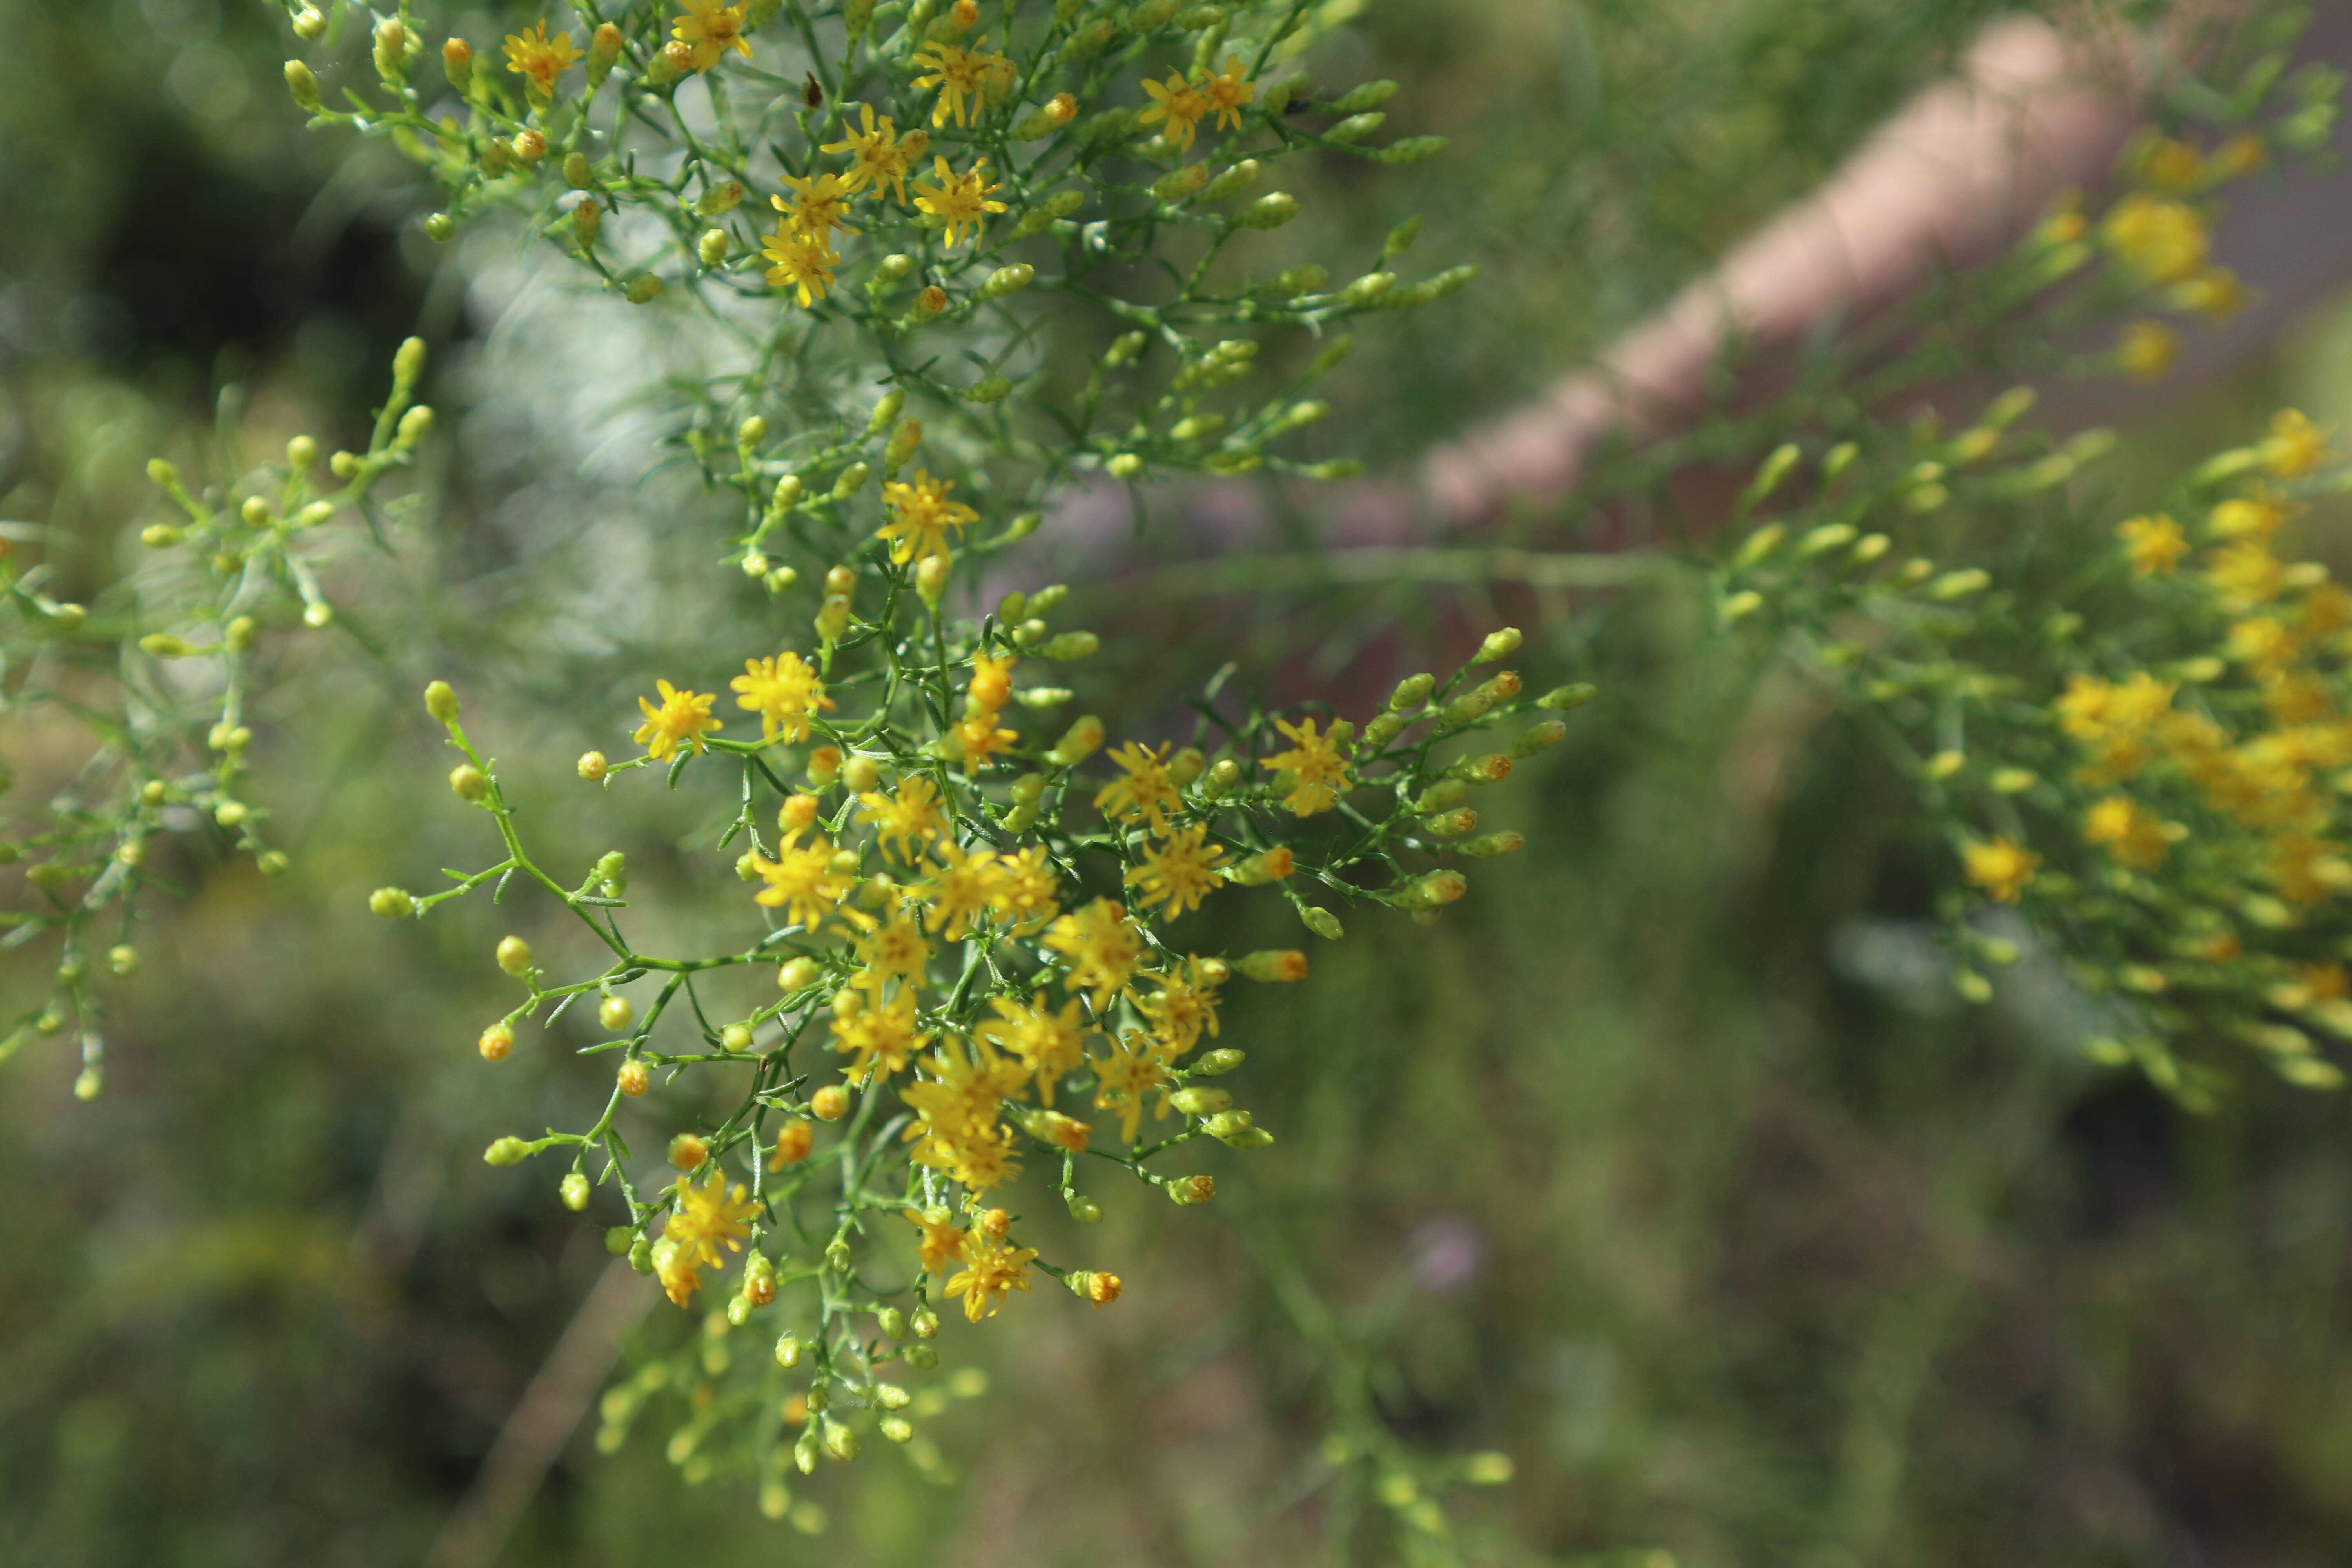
804 72 824 108
1284 86 1318 114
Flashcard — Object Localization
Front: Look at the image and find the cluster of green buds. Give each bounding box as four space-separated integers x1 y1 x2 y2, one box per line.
0 342 434 1096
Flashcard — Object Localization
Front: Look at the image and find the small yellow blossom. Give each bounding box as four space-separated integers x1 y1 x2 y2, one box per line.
2140 136 2206 192
949 710 1020 771
760 225 839 307
2100 193 2209 286
2117 514 2187 577
820 104 922 202
2116 319 2181 381
1044 897 1145 1008
771 171 860 239
2169 264 2252 321
988 845 1062 933
832 987 928 1082
731 650 833 743
850 909 934 990
910 36 1004 127
1134 956 1222 1057
1201 55 1254 132
666 1171 759 1271
902 1206 965 1273
2261 410 2336 479
671 0 752 71
975 991 1089 1104
877 470 980 563
502 22 580 96
858 774 947 861
1263 717 1352 816
1139 68 1210 152
916 841 1004 940
750 833 852 929
1091 1029 1171 1144
944 1234 1036 1321
1094 740 1180 829
2271 834 2352 906
1960 836 2040 903
2209 493 2289 543
2082 796 2174 869
911 156 1006 247
1125 824 1227 916
634 679 722 760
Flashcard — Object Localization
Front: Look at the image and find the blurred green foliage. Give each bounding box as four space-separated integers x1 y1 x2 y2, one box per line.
10 0 2352 1566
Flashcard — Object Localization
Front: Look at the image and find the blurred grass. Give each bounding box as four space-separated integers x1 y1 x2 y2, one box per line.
11 1 2352 1566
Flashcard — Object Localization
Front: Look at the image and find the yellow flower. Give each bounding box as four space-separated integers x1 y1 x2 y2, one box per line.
750 832 852 929
2115 320 2180 382
2168 264 2251 321
916 841 1004 940
877 469 979 564
820 104 922 202
857 774 947 861
670 0 751 71
2261 410 2336 479
902 1206 965 1273
2271 834 2352 906
666 1171 759 1272
911 156 1006 247
731 650 833 743
1134 956 1221 1057
1044 897 1145 1008
1125 824 1227 917
968 652 1016 711
850 909 934 990
2116 513 2187 577
903 1032 1026 1138
831 987 927 1082
2206 541 2284 612
1091 1028 1171 1144
909 36 1003 127
1263 717 1352 816
1201 55 1254 132
633 679 722 760
771 171 860 239
1094 740 1180 829
944 1233 1036 1321
2208 493 2288 543
1960 836 2040 903
759 224 839 307
1138 69 1209 152
975 991 1089 1104
2100 193 2209 286
987 845 1062 934
2140 136 2206 192
502 22 580 96
2225 614 2296 674
2082 796 2174 869
948 710 1020 771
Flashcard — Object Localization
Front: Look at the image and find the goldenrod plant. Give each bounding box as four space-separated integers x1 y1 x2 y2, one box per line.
4 0 2347 1555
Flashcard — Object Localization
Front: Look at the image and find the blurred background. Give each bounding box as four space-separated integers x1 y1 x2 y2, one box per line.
10 1 2352 1564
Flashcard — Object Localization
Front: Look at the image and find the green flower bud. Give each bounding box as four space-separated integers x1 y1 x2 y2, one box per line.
1376 135 1448 165
626 273 664 305
1240 191 1298 229
370 887 416 918
450 764 490 802
1327 111 1385 145
607 1225 636 1256
1536 682 1596 710
561 1172 591 1210
285 60 321 111
1331 78 1399 113
484 1136 533 1166
1066 1192 1104 1223
1299 906 1343 941
1202 159 1259 200
496 935 533 975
